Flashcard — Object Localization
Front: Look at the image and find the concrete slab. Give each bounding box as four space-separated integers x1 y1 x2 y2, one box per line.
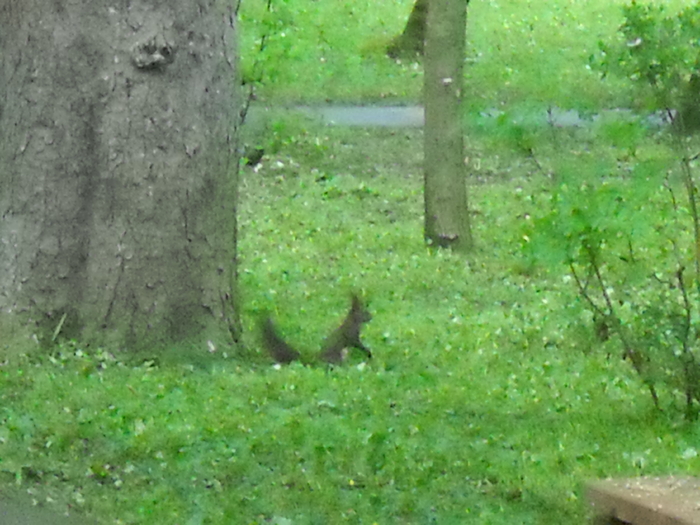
588 476 700 525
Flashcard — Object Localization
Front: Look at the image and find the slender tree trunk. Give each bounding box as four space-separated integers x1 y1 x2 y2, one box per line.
0 0 242 355
387 0 428 59
424 0 472 250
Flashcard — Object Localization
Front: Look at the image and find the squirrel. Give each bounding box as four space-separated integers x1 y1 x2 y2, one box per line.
261 294 372 365
319 294 373 363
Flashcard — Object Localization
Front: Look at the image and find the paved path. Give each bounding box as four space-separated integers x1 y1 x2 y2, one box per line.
245 104 668 129
0 491 95 525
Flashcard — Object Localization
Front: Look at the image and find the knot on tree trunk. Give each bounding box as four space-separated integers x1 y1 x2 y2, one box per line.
131 33 175 70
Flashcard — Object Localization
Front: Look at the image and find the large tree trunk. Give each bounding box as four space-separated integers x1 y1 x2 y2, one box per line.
423 0 472 251
0 1 241 355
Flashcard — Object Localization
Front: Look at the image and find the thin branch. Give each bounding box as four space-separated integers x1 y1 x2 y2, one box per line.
577 243 660 408
240 0 274 126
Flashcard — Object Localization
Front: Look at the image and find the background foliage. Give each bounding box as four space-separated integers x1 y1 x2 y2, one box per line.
3 0 700 524
239 0 694 110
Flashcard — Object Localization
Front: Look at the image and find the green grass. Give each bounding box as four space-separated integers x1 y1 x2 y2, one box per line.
5 1 700 523
239 0 694 110
4 118 700 523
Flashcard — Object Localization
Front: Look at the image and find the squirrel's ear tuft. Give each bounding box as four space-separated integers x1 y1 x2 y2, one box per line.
350 293 366 308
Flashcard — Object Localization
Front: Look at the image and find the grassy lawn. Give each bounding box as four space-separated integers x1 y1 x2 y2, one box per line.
239 0 693 109
3 1 700 524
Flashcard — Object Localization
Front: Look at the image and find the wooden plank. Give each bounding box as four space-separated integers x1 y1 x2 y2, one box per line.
587 477 700 525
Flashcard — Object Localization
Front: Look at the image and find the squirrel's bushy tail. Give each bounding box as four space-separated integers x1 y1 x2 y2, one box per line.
260 316 301 364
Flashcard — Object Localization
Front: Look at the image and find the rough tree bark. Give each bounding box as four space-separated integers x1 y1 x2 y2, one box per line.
0 0 241 355
424 0 472 251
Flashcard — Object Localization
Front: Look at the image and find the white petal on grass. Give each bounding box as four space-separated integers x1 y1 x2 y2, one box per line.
681 447 698 460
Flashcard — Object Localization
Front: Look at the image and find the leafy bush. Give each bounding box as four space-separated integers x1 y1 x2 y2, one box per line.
596 1 700 131
525 129 700 418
